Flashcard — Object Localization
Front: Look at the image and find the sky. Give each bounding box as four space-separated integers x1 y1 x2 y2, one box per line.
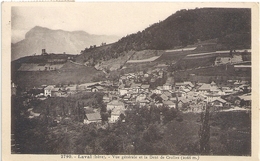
11 3 196 43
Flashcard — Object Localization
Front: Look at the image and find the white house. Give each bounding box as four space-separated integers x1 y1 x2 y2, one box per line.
44 85 55 97
110 107 125 123
231 54 243 63
107 100 125 111
152 86 163 94
119 88 128 96
136 93 147 102
141 84 150 93
163 100 176 108
214 56 231 65
163 83 172 90
107 100 125 123
130 83 142 93
206 93 221 103
211 98 227 108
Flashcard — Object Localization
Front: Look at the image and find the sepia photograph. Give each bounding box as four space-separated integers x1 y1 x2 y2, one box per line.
2 2 259 161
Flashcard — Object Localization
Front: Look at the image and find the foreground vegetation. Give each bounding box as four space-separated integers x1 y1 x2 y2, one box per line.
12 93 251 155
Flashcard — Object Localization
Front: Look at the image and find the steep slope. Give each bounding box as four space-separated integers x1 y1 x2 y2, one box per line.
11 26 120 60
79 8 251 65
114 8 250 50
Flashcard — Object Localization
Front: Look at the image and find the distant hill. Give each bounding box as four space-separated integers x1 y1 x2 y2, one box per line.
11 54 105 89
11 26 120 61
79 8 251 65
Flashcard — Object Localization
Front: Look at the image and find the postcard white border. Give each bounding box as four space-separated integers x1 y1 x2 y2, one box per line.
2 2 259 161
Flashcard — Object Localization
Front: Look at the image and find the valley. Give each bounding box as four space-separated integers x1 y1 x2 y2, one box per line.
11 7 252 156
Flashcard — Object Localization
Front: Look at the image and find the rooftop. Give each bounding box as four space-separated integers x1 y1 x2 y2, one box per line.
198 84 211 91
130 83 142 88
107 100 125 106
184 81 195 88
163 91 172 97
238 93 251 101
213 98 227 103
86 112 101 121
175 82 186 86
94 86 104 90
163 100 175 105
141 84 150 89
111 107 125 115
178 97 189 103
44 85 55 90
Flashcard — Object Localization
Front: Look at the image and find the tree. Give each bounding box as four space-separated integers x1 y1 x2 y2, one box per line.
142 124 163 142
162 107 178 124
101 134 121 154
101 112 109 122
199 104 211 154
240 99 246 107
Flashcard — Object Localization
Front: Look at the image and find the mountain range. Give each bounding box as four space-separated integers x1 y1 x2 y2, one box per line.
11 26 120 61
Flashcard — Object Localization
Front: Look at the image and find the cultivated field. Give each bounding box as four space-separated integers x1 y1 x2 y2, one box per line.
13 62 104 89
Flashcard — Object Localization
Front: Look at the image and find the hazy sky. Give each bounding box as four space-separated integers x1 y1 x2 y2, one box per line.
11 3 196 43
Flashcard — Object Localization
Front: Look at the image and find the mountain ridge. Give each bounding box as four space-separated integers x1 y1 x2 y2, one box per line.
11 26 120 61
78 8 251 66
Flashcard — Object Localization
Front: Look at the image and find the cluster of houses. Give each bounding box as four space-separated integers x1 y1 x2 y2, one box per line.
42 81 118 98
22 65 251 124
104 70 251 117
83 100 126 124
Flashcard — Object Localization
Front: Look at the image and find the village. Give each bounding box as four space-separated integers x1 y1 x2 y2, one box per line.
12 51 251 126
9 6 254 156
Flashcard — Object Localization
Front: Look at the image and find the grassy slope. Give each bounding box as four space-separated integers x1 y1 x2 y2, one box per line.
98 51 136 71
14 62 104 89
75 44 112 64
174 64 251 81
155 50 201 64
130 50 164 60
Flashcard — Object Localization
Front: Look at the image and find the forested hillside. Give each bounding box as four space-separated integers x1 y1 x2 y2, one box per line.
78 8 251 65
